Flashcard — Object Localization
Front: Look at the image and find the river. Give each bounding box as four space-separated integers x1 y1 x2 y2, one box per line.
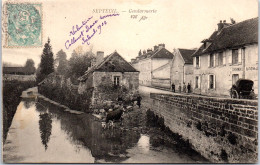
3 97 209 163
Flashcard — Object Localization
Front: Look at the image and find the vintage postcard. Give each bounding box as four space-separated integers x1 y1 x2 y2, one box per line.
2 0 258 163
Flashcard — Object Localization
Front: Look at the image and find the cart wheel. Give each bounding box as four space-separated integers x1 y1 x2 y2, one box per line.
231 90 239 98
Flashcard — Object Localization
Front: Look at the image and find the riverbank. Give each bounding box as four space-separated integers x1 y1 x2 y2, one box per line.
3 80 36 143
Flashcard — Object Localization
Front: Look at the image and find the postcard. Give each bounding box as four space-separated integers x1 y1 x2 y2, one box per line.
2 0 258 163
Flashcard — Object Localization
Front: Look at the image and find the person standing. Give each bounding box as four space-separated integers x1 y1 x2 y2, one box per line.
187 83 191 93
171 83 175 92
136 94 142 108
178 84 181 93
183 82 187 93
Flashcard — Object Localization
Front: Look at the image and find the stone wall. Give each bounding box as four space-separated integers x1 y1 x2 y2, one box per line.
149 93 258 163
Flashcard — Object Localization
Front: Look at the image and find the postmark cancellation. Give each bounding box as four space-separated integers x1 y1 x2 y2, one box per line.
2 2 42 48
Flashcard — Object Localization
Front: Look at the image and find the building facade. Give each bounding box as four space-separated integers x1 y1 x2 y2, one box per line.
78 51 139 104
192 18 258 96
131 44 174 89
170 48 196 92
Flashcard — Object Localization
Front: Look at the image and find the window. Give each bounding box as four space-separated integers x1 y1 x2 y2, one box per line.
114 76 120 86
209 75 215 89
232 74 239 85
195 76 199 88
210 54 214 67
196 56 200 67
232 49 238 64
218 52 223 66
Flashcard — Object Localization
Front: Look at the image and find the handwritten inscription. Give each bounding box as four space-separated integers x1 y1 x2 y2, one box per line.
65 14 119 49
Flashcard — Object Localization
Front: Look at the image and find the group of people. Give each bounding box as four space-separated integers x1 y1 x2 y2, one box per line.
171 82 191 93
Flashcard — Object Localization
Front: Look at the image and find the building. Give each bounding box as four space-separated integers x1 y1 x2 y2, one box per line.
192 18 258 96
170 48 196 91
78 51 139 104
3 66 35 75
131 44 174 89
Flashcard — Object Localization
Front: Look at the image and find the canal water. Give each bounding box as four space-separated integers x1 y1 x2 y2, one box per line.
3 98 209 163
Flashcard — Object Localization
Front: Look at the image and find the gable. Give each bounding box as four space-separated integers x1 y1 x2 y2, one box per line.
152 48 174 59
152 63 171 79
178 49 196 64
95 52 138 72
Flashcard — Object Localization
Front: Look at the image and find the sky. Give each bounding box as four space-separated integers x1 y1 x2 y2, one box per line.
2 0 258 66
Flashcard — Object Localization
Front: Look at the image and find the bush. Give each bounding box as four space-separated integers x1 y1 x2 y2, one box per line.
38 77 92 113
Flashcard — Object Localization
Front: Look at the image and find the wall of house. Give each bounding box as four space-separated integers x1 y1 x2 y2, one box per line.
184 65 194 91
151 78 171 89
78 73 93 94
132 58 151 86
171 52 185 87
152 58 170 70
150 93 258 163
152 63 171 79
92 71 139 104
193 44 258 96
244 44 258 94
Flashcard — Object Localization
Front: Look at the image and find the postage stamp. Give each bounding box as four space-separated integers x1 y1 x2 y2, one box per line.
3 2 42 47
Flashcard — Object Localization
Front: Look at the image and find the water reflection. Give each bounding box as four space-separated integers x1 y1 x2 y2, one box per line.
137 134 150 153
4 98 209 163
38 99 140 162
39 113 52 150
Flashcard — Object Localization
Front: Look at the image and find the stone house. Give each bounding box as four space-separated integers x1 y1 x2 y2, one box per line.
170 48 196 91
192 18 258 96
78 51 139 104
131 44 174 89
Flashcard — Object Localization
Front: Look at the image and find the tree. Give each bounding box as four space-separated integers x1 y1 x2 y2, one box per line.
55 49 68 75
39 113 52 150
67 50 95 83
24 59 36 75
37 38 54 82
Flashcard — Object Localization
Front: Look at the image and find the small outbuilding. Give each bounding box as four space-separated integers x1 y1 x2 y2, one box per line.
78 51 139 105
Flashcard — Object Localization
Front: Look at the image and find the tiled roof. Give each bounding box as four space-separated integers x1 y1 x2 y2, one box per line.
192 17 258 57
78 51 138 81
178 49 196 64
132 47 174 64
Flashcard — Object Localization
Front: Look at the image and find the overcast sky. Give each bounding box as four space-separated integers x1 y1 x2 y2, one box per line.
2 0 258 66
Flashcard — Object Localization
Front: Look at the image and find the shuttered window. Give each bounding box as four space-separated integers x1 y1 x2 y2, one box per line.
218 52 223 66
114 76 120 86
195 76 199 88
196 57 200 68
208 74 215 89
210 54 214 67
232 49 239 64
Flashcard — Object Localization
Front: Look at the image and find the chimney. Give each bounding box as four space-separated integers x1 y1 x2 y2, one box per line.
96 51 104 65
154 45 159 51
217 20 224 31
147 48 152 53
158 43 165 49
91 58 96 67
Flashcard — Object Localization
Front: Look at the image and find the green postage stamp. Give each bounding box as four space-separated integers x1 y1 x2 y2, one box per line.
3 2 42 47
